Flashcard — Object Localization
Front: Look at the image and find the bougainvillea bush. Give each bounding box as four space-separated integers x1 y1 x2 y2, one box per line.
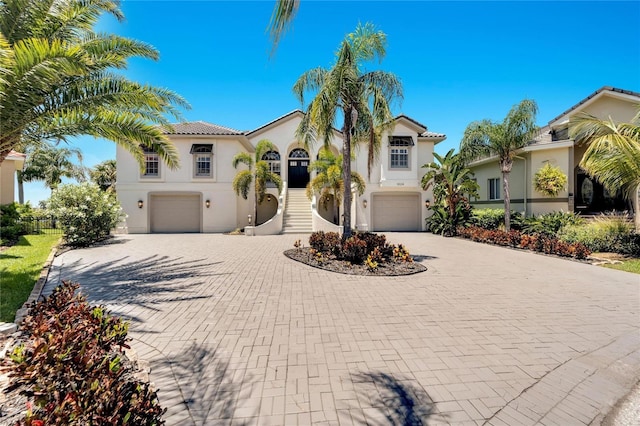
6 282 165 425
49 183 124 247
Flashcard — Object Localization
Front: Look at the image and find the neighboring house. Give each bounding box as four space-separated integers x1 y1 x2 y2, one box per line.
116 110 445 233
468 87 639 216
0 150 26 205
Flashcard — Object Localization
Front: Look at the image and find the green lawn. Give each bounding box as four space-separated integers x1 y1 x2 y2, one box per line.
0 232 61 322
603 259 640 275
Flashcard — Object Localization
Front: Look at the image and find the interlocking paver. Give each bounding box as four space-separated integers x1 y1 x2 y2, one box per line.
43 233 640 425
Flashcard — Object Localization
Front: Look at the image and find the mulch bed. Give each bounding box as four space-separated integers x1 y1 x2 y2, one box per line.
284 248 427 276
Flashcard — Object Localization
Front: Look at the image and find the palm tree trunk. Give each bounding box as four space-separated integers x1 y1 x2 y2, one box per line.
254 187 258 226
633 183 640 232
502 170 511 231
17 170 24 204
342 107 353 239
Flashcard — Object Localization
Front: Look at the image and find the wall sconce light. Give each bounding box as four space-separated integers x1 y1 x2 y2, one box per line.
205 199 211 208
425 199 431 209
247 214 252 225
363 199 368 208
267 194 272 202
138 200 144 209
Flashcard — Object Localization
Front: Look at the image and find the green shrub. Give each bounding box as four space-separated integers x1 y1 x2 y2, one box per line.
8 281 165 425
1 202 26 244
522 211 585 236
426 203 472 236
558 213 637 255
49 183 124 247
470 208 524 231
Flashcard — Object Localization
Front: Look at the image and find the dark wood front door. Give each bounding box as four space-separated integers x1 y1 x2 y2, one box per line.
288 148 310 188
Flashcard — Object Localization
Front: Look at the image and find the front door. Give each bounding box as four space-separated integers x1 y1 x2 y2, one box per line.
288 148 310 188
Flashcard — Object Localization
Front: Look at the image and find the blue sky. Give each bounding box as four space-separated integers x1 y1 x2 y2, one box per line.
22 0 640 204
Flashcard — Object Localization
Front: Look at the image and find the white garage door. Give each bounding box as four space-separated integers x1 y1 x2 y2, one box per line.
150 194 200 233
372 193 421 231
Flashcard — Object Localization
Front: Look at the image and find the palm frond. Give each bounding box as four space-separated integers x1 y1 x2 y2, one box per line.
267 0 299 54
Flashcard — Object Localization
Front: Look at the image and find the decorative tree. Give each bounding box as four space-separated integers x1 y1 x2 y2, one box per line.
460 99 539 231
232 140 283 226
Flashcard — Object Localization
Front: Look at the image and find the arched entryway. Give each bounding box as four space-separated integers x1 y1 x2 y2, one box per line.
288 148 310 188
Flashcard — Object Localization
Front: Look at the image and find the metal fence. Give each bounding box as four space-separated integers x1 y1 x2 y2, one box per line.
19 217 64 235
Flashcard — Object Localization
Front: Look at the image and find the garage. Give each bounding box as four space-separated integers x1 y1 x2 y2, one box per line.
150 194 201 233
371 193 421 231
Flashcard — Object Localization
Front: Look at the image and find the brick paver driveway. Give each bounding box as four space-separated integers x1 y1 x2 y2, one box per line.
45 233 639 425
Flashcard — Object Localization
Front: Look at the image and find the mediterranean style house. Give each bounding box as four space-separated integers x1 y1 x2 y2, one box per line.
467 87 639 217
116 111 445 234
0 150 26 205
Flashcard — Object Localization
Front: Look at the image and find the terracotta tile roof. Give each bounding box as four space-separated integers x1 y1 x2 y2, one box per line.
164 121 242 135
549 86 640 125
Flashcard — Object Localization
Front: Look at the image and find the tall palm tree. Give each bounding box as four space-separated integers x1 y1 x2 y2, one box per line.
0 0 189 167
90 159 117 193
570 111 640 229
306 148 365 225
21 143 86 193
421 149 479 221
293 22 402 238
232 139 283 226
460 99 538 230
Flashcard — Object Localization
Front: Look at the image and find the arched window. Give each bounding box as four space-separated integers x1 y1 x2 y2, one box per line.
289 148 309 159
262 150 281 175
191 144 213 177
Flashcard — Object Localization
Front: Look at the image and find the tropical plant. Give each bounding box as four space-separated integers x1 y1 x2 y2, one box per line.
0 0 189 168
20 144 86 193
469 208 526 231
460 99 539 230
268 0 300 53
306 148 365 224
8 281 165 424
558 212 639 255
569 111 640 230
293 22 403 238
90 159 117 193
421 149 479 235
521 211 584 236
232 139 283 226
533 163 567 197
48 182 124 247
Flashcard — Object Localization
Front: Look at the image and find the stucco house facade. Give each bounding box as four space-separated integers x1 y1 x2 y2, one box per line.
0 150 26 205
468 87 639 217
116 111 445 234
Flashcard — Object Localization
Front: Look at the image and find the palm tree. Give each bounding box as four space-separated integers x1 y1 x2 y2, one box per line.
570 111 640 229
268 0 299 53
421 149 479 221
460 99 538 230
21 144 86 193
232 139 283 226
0 0 189 167
293 22 402 238
306 148 365 225
90 159 117 193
